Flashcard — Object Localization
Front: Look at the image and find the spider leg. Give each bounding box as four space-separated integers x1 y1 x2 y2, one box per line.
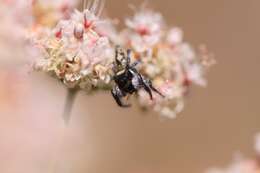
130 71 153 100
111 86 131 107
144 78 165 98
126 49 132 69
134 74 153 100
132 73 143 89
130 60 141 68
130 72 154 100
143 82 153 100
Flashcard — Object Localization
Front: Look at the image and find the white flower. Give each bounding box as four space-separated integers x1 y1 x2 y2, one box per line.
126 9 164 36
124 9 165 52
137 80 185 119
81 36 112 66
167 27 183 46
176 43 206 86
95 18 121 44
178 43 196 61
186 63 207 86
207 159 258 173
126 32 153 53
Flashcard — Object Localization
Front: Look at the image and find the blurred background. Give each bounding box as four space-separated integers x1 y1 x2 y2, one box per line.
0 0 260 173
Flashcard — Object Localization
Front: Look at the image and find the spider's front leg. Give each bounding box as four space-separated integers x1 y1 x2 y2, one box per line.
141 77 165 99
111 86 131 107
132 72 153 100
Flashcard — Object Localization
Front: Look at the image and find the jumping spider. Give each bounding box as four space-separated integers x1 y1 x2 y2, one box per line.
111 46 164 107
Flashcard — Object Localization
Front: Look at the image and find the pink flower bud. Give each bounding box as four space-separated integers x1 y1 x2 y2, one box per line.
55 28 63 39
136 26 150 36
84 16 93 29
74 23 84 40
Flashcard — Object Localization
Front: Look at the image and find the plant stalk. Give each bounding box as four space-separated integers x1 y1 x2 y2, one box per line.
62 88 78 125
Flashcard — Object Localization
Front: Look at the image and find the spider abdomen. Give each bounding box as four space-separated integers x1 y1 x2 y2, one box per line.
114 72 137 94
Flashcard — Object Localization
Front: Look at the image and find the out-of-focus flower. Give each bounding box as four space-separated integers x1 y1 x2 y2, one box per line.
199 44 216 68
1 0 78 30
0 0 79 66
255 133 260 155
207 160 259 173
32 0 78 28
167 27 184 46
0 69 28 112
33 1 114 90
138 80 184 119
206 135 260 173
0 0 30 64
95 18 121 44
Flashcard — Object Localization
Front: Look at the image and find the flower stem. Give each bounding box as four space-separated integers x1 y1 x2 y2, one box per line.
62 88 78 125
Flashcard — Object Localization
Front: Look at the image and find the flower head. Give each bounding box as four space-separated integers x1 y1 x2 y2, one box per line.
119 6 214 118
31 1 215 118
33 0 114 90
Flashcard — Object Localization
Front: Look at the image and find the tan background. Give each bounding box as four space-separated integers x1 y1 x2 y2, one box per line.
0 0 260 173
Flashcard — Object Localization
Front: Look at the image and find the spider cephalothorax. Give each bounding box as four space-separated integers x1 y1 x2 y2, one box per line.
111 46 164 107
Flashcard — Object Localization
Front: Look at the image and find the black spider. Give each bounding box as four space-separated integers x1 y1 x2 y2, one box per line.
111 46 164 107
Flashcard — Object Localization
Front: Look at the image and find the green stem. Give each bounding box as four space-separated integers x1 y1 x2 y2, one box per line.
62 88 78 125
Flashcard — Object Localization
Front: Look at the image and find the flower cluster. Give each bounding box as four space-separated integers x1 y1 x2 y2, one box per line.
0 0 79 65
119 6 215 118
33 5 114 90
207 133 260 173
32 0 214 117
